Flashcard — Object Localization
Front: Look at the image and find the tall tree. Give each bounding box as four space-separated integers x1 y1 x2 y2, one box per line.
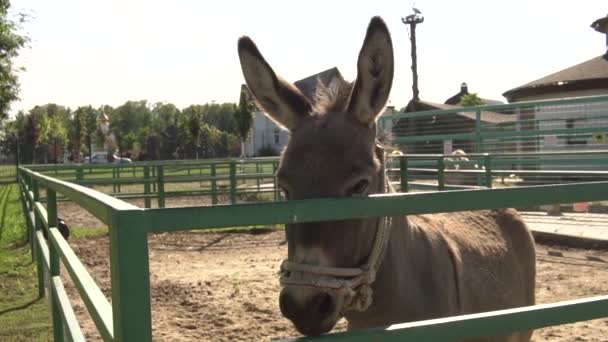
234 89 254 157
151 102 179 160
181 105 205 159
0 1 28 121
111 101 150 155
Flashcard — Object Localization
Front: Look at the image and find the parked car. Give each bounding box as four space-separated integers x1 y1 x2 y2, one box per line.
84 152 108 164
84 152 132 164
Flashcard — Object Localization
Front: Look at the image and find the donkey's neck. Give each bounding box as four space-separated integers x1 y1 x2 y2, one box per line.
344 215 416 328
344 184 460 330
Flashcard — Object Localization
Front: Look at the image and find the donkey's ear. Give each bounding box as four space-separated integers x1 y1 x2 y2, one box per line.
238 37 312 131
347 17 394 126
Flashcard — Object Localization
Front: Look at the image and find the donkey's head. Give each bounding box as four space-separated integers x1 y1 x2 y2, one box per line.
238 17 393 336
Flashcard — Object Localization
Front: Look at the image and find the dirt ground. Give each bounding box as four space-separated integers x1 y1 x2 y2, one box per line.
59 230 608 342
53 197 608 341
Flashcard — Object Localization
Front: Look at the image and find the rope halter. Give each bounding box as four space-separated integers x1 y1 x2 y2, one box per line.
279 216 392 312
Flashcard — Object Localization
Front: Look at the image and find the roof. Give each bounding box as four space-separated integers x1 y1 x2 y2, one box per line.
240 67 345 111
415 100 516 124
591 14 608 33
293 67 344 101
503 55 608 101
444 83 503 106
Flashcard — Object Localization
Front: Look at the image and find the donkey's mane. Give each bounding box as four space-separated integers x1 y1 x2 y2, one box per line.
309 77 354 115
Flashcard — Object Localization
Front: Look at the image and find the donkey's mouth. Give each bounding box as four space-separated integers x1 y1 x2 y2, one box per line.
292 315 339 337
280 287 342 336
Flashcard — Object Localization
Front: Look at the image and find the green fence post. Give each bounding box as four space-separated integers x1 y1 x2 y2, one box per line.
117 166 122 193
437 157 445 191
484 154 493 188
211 163 217 205
109 210 152 342
47 188 65 342
229 162 237 204
31 180 45 298
76 165 84 184
256 163 260 191
272 162 279 201
475 109 483 186
31 180 40 258
400 156 409 193
143 166 151 208
112 168 117 194
157 165 165 208
152 166 157 192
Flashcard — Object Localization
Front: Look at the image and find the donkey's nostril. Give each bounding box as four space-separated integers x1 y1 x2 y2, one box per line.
313 293 335 317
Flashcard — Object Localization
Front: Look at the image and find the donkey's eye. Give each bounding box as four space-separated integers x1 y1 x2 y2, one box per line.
347 179 370 197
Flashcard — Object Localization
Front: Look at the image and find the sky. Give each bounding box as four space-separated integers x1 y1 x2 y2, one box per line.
8 0 608 116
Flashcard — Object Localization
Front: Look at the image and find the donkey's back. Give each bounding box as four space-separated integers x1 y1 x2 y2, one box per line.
411 209 536 341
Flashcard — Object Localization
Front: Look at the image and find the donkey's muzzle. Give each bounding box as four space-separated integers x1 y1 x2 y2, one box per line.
279 288 338 336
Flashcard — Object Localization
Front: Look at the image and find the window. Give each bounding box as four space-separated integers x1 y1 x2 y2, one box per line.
565 118 587 146
274 129 280 144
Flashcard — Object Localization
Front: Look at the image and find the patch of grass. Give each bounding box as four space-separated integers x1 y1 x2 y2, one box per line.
0 184 52 341
196 224 284 235
70 226 109 239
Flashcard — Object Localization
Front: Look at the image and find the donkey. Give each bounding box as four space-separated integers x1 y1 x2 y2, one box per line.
445 149 478 186
238 16 536 341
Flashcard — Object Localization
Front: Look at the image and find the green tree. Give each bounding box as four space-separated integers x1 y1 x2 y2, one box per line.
151 102 180 159
29 104 69 163
181 105 206 159
73 106 98 162
111 101 150 155
0 0 29 121
203 103 238 134
234 90 254 156
459 93 485 107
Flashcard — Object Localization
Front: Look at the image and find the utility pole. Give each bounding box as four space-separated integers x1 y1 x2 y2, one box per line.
402 8 424 109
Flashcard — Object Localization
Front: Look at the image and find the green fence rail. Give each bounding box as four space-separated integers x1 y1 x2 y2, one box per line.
23 157 282 207
17 155 608 341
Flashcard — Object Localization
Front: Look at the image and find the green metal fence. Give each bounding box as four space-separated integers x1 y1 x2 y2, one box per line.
387 150 608 192
378 95 608 164
17 156 608 341
24 157 282 207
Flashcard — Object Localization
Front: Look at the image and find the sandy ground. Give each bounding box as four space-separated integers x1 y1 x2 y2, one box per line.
59 228 608 342
51 196 608 341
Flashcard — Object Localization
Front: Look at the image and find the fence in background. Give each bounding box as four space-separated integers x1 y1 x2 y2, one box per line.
378 95 608 170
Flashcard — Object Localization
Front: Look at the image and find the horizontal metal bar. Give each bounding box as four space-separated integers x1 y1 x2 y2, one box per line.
380 95 608 121
296 295 608 341
481 126 608 140
392 150 608 159
393 132 475 144
51 276 86 342
23 157 281 171
20 168 138 224
48 228 114 341
144 181 608 232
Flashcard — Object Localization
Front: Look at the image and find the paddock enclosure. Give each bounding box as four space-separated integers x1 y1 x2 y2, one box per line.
16 95 608 341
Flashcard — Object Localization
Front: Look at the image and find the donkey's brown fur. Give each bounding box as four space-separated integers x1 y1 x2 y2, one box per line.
238 16 536 341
